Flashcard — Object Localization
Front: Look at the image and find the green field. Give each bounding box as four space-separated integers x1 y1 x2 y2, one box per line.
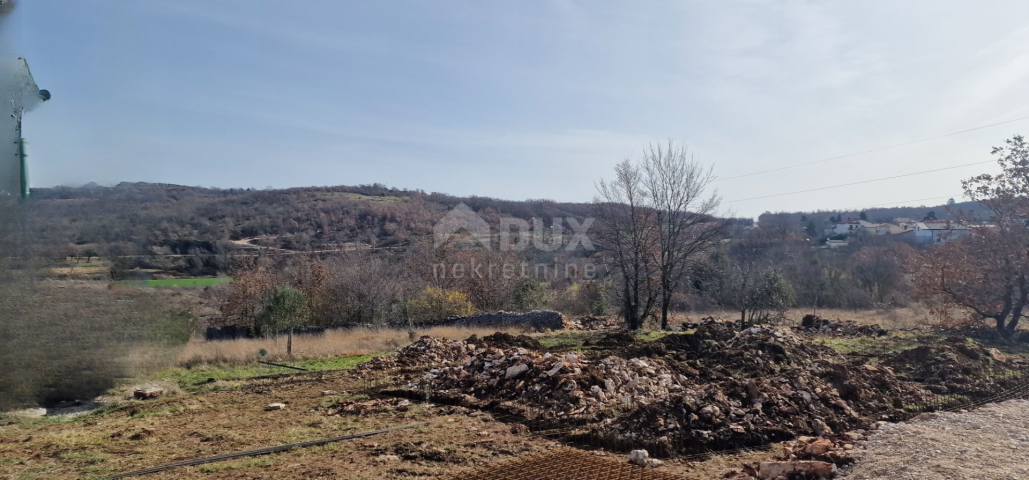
118 277 232 288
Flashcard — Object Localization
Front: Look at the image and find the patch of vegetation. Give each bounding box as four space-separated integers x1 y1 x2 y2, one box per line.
151 354 380 389
814 332 938 357
117 277 232 288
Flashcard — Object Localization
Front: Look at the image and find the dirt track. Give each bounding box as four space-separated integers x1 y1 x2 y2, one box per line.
841 399 1029 480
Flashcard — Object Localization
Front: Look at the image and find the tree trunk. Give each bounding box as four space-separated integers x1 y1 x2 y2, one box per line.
287 327 293 357
660 294 670 330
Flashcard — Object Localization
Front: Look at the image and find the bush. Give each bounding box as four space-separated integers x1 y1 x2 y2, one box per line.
407 287 475 323
512 278 547 311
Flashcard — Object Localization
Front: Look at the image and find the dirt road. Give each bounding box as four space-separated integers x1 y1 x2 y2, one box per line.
841 399 1029 480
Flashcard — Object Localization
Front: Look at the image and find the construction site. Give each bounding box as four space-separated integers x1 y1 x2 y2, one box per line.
2 312 1029 479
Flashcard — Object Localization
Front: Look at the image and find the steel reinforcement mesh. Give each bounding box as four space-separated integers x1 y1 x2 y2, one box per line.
456 448 686 480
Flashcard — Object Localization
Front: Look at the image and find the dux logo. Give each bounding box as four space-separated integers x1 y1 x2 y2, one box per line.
434 203 594 251
434 203 491 248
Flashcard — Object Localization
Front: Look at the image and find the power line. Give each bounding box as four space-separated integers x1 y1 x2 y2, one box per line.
827 192 963 212
718 115 1029 182
727 160 993 203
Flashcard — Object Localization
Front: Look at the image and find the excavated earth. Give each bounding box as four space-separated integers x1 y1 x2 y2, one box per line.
360 321 996 458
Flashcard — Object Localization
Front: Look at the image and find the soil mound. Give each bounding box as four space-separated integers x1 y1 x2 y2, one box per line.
883 337 1011 396
798 314 887 337
467 332 542 351
410 327 927 455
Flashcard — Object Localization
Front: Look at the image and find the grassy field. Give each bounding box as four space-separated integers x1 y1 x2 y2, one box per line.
176 325 532 367
151 354 381 391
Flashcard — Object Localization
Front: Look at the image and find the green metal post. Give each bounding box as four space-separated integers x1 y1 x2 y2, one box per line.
18 137 28 199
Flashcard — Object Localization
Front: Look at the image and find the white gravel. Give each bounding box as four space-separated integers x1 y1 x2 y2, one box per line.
840 399 1029 480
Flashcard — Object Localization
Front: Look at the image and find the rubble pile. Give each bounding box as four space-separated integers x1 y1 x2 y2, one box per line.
417 346 681 421
357 336 473 371
604 326 921 455
408 325 928 455
563 315 620 331
729 430 871 479
796 315 887 337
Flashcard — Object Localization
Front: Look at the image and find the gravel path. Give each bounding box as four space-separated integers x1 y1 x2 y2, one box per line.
840 399 1029 480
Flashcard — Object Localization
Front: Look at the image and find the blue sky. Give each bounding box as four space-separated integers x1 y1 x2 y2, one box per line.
7 1 1029 216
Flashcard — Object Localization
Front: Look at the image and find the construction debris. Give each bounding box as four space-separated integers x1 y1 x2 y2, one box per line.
357 336 473 372
400 323 928 456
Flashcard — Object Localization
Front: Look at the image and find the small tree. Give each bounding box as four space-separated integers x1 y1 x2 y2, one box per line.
258 285 310 356
594 159 660 330
512 278 547 311
640 141 726 330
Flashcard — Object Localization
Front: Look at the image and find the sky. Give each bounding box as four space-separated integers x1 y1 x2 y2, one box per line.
5 0 1029 217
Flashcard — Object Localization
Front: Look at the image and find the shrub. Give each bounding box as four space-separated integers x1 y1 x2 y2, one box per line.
407 287 474 323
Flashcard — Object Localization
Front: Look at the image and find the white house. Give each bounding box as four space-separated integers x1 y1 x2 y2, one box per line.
914 221 971 244
831 220 862 235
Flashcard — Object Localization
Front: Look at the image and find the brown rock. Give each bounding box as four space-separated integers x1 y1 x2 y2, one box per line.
758 461 836 479
133 388 164 400
805 438 834 456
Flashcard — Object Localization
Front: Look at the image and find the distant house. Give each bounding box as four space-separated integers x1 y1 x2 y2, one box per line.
831 220 862 235
914 221 971 244
876 223 909 235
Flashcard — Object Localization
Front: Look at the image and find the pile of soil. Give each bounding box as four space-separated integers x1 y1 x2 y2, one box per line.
584 331 637 348
883 337 1014 396
600 326 923 455
466 332 542 351
797 315 887 337
408 325 928 456
356 336 473 371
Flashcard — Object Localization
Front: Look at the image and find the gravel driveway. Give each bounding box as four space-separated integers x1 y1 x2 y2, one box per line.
840 399 1029 480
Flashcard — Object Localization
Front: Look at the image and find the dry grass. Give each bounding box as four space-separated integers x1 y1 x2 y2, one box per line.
175 325 527 367
671 306 931 330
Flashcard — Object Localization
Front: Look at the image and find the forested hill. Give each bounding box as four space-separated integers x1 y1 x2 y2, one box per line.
21 182 595 259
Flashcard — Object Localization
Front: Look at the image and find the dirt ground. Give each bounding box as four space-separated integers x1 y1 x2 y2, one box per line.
840 399 1029 480
0 368 779 479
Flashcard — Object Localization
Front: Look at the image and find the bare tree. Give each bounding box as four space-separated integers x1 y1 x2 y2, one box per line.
594 159 660 330
758 212 801 244
911 135 1029 337
641 141 726 329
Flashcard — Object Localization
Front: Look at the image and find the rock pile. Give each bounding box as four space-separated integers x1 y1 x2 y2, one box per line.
730 430 870 479
357 336 473 372
796 315 887 337
563 315 620 331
